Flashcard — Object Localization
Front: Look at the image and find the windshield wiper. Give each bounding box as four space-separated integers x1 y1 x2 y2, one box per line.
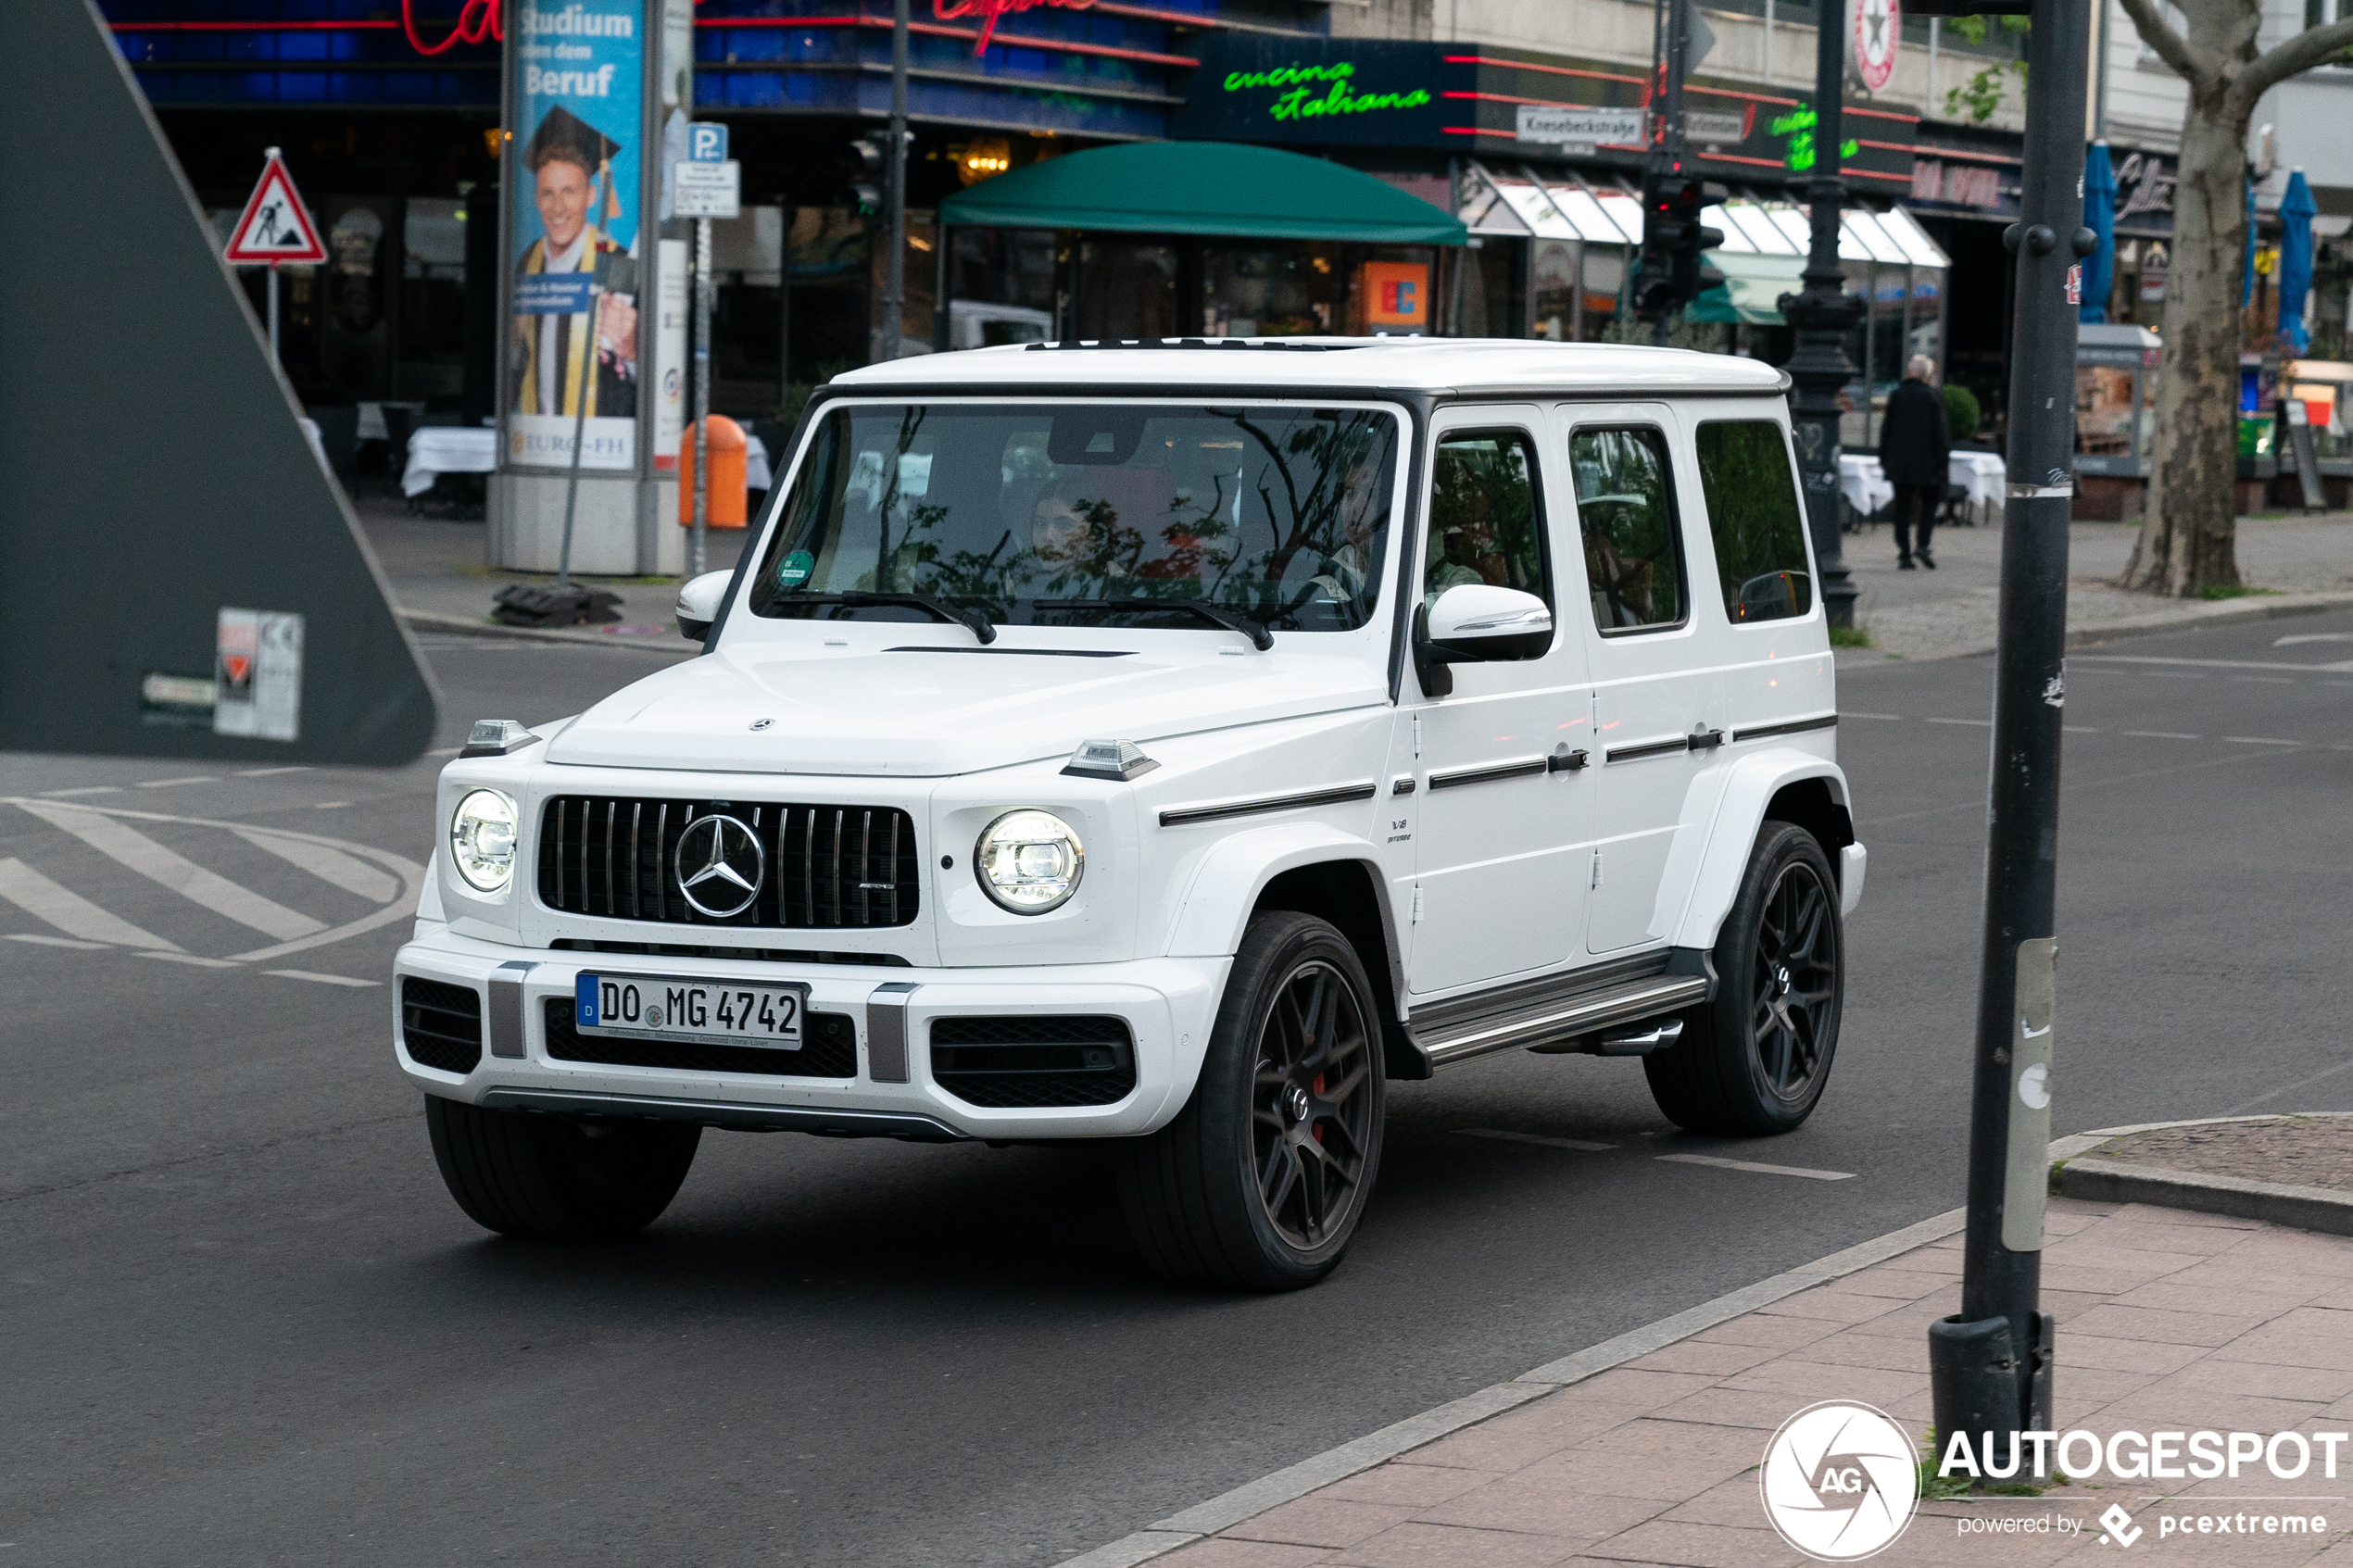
1047 596 1272 652
786 591 996 645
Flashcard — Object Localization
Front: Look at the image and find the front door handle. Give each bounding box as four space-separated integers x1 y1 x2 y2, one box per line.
1547 747 1590 773
1687 727 1725 752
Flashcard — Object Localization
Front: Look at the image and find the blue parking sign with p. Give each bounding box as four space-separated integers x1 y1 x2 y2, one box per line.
687 122 728 163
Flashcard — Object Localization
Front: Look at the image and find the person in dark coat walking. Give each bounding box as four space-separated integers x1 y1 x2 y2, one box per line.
1878 354 1951 569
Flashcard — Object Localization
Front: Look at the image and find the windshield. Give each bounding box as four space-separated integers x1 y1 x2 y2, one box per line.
748 402 1399 633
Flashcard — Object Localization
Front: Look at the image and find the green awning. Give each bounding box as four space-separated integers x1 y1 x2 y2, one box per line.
1688 250 1809 325
938 141 1466 245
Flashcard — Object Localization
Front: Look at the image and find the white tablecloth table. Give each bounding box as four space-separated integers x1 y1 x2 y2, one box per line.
402 427 499 497
1839 454 1894 520
357 400 426 444
1840 451 2007 525
744 433 774 492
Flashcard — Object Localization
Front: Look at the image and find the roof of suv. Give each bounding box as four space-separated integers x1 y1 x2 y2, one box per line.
830 338 1790 398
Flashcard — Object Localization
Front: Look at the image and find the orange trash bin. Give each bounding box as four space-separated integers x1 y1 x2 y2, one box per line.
678 415 749 528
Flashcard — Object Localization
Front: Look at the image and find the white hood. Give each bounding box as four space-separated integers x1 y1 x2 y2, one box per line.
546 641 1389 776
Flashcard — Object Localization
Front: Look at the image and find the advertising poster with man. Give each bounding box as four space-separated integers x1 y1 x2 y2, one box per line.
507 0 643 471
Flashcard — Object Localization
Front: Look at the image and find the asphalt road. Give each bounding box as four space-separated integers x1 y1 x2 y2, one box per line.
6 612 2351 1567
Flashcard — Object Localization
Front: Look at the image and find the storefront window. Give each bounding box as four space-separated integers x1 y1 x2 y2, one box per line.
1578 246 1625 342
1531 239 1577 342
1078 241 1181 339
1206 242 1340 336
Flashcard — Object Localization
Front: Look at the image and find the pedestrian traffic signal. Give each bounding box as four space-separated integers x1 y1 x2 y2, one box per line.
1635 173 1730 320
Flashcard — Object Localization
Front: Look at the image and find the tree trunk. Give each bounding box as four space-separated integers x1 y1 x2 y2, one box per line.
2121 94 2248 596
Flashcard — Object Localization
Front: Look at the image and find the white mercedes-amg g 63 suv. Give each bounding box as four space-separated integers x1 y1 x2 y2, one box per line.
395 338 1863 1289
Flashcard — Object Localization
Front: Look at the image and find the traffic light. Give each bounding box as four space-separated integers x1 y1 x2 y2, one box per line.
1635 172 1730 319
849 135 885 215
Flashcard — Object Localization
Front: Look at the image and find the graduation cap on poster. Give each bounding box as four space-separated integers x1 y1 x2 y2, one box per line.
524 104 624 228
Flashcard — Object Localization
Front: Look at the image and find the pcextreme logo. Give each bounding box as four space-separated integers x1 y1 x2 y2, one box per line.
1758 1401 1922 1561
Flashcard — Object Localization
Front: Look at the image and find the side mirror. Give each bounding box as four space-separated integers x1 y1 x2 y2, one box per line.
1422 583 1554 664
675 570 731 642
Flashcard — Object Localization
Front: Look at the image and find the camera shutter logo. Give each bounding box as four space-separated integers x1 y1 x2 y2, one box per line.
673 814 764 917
1758 1400 1920 1561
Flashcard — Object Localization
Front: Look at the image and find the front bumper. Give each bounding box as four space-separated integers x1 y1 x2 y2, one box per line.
392 925 1227 1140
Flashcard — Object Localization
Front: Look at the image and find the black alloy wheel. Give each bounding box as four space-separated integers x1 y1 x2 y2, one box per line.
1643 821 1843 1136
1119 911 1387 1290
1250 959 1379 1252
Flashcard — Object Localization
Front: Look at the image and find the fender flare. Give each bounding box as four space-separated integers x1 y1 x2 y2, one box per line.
1163 821 1404 1014
1666 750 1854 952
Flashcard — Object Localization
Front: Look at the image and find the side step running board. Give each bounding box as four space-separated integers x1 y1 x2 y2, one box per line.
1411 973 1710 1069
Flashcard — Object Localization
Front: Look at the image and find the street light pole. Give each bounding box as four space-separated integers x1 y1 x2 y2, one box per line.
884 0 909 363
1775 7 1860 631
1921 0 2094 1478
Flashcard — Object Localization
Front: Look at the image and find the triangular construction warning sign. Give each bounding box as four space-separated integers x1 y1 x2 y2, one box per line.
223 150 326 265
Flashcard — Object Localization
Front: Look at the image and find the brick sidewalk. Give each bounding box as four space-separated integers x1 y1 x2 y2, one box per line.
1151 1200 2353 1567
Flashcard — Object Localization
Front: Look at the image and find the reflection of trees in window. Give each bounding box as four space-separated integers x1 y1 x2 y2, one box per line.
1427 435 1544 606
1573 427 1685 632
1694 421 1812 624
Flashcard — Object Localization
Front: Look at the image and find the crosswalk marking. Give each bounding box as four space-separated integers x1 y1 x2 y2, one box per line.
0 857 182 949
265 969 381 988
136 776 220 789
234 766 313 777
137 950 241 969
1459 1127 1616 1152
5 932 109 951
40 786 120 798
234 829 399 903
14 801 326 941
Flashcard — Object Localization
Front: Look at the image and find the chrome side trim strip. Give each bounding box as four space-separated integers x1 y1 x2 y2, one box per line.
486 960 535 1060
1413 975 1711 1068
1158 782 1378 828
865 981 920 1085
1604 737 1689 764
476 1086 966 1141
1427 757 1547 791
1731 713 1839 744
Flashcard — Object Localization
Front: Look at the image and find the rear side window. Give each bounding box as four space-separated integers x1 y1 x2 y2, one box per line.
1426 432 1550 609
1570 426 1685 633
1695 421 1814 624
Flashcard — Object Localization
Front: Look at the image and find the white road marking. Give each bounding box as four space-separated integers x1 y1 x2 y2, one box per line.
2062 725 2100 734
13 801 325 940
136 776 220 789
2230 677 2294 684
234 829 399 903
0 857 181 949
426 746 464 757
39 786 120 798
2273 633 2353 646
234 766 314 777
1844 712 1905 721
2122 730 2198 739
2223 736 2304 746
312 801 351 809
265 969 381 988
4 933 109 950
135 951 240 969
1457 1128 1616 1152
1925 717 1992 727
2073 653 2353 674
1656 1152 1855 1182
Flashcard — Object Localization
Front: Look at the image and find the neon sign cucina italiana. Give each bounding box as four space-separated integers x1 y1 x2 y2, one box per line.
1222 61 1432 119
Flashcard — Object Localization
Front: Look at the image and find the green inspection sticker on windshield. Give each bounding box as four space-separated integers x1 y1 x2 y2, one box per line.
776 549 814 588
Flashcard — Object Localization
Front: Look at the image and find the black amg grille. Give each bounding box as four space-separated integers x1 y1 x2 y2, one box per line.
929 1016 1138 1109
401 977 483 1075
542 997 858 1079
536 797 920 930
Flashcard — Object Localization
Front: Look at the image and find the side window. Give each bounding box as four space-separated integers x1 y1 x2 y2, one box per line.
1426 432 1549 610
1696 420 1814 624
1570 426 1686 633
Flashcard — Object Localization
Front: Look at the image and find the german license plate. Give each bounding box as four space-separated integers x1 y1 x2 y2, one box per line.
574 972 807 1049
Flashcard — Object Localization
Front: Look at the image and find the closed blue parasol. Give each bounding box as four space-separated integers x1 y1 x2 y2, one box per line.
2082 144 2116 323
2244 181 2258 308
2277 169 2316 354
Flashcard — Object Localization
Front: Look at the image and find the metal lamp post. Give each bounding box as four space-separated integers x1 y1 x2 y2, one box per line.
1775 14 1860 632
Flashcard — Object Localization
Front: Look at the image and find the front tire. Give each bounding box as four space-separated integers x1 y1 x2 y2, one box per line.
1643 821 1843 1135
424 1095 700 1240
1118 912 1386 1291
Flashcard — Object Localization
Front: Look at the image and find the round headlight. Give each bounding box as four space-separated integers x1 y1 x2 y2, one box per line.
449 788 519 893
975 809 1084 914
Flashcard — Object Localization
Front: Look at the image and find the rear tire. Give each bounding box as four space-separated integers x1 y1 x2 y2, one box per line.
424 1095 700 1240
1118 911 1386 1291
1643 821 1843 1136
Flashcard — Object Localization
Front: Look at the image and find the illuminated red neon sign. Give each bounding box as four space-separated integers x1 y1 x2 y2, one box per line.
403 0 502 55
933 0 1095 56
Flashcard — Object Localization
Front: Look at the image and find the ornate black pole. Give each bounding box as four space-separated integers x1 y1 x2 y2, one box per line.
1775 10 1859 630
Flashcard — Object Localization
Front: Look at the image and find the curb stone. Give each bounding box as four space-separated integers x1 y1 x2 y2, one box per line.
2050 1112 2353 1236
1840 586 2353 667
1055 1206 1969 1568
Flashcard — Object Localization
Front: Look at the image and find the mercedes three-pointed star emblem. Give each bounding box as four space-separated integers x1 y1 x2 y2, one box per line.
673 813 765 918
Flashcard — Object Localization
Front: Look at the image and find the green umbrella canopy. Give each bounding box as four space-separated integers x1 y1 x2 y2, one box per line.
939 141 1466 245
